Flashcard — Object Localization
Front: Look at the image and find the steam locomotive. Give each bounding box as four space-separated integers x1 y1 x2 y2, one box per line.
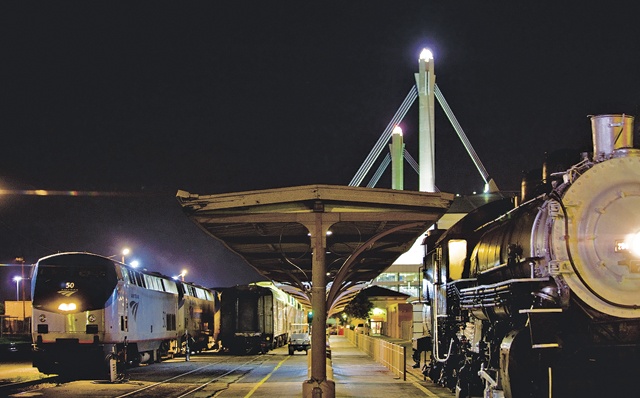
420 115 640 397
30 252 220 375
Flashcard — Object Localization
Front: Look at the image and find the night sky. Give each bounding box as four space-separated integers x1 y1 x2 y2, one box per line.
2 1 640 298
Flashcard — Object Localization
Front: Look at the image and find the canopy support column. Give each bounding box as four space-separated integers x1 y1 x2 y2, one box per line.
302 211 335 398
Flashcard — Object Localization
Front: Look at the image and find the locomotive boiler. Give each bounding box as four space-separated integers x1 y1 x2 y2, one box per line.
420 114 640 397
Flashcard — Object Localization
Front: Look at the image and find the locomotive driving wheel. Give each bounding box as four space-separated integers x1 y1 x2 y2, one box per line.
499 329 551 398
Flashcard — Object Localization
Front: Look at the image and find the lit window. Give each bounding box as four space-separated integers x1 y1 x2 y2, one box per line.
376 273 398 282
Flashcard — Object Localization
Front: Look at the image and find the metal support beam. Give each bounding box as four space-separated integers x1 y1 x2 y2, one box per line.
311 213 327 382
302 212 335 398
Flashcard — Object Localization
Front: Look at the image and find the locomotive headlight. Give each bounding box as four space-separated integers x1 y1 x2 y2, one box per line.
58 302 77 311
627 231 640 257
616 231 640 257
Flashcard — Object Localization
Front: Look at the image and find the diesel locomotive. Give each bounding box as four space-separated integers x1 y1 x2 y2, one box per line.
30 252 219 375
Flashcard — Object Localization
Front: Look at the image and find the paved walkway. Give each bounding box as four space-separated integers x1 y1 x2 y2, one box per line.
327 335 451 398
0 336 451 397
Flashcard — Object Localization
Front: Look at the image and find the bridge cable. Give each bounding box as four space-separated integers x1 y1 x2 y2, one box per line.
349 86 418 186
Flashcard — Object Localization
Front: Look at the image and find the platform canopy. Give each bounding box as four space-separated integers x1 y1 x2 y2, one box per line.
176 184 453 314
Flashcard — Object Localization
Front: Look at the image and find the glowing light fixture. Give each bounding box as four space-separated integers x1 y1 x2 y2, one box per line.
130 260 140 268
629 232 640 257
372 307 385 316
121 248 130 263
619 231 640 257
58 302 77 311
420 48 433 61
12 276 22 301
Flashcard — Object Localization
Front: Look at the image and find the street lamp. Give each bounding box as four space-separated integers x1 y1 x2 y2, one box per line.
172 269 188 281
130 260 140 268
13 276 22 301
121 248 130 263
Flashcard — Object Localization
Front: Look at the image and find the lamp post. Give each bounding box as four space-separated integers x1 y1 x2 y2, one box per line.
180 269 187 282
13 276 22 301
121 248 130 263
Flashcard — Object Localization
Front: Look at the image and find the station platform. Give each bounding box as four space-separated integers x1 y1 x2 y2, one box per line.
322 335 449 398
0 336 450 397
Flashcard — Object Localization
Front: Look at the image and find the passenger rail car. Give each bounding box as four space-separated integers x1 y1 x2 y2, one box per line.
218 283 306 354
30 252 218 375
178 281 220 356
419 114 640 397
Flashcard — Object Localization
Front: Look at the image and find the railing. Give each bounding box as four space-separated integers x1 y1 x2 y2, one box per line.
344 329 406 380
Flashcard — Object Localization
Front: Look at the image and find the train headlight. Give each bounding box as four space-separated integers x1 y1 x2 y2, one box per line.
58 302 77 311
628 232 640 257
616 231 640 257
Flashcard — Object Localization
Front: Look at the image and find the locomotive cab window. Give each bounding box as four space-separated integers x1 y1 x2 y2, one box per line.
447 239 467 280
32 254 118 313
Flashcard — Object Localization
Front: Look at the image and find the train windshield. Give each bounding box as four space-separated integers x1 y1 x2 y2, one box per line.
32 254 118 313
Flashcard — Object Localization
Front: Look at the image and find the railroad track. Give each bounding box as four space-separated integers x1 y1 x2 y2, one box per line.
114 355 264 398
0 375 60 396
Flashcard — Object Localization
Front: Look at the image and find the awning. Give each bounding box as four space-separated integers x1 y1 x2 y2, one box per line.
177 184 453 314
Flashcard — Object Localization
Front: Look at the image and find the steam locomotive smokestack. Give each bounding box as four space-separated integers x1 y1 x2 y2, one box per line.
590 114 634 161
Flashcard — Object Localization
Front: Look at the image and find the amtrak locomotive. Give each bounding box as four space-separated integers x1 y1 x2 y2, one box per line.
419 115 640 397
30 252 219 375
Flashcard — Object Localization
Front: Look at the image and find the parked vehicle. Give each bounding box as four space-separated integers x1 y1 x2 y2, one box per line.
288 332 311 355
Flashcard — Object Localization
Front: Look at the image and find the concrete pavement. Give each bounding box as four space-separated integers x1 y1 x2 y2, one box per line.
326 335 451 398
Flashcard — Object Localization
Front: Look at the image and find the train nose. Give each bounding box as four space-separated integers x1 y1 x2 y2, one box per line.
555 155 640 316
